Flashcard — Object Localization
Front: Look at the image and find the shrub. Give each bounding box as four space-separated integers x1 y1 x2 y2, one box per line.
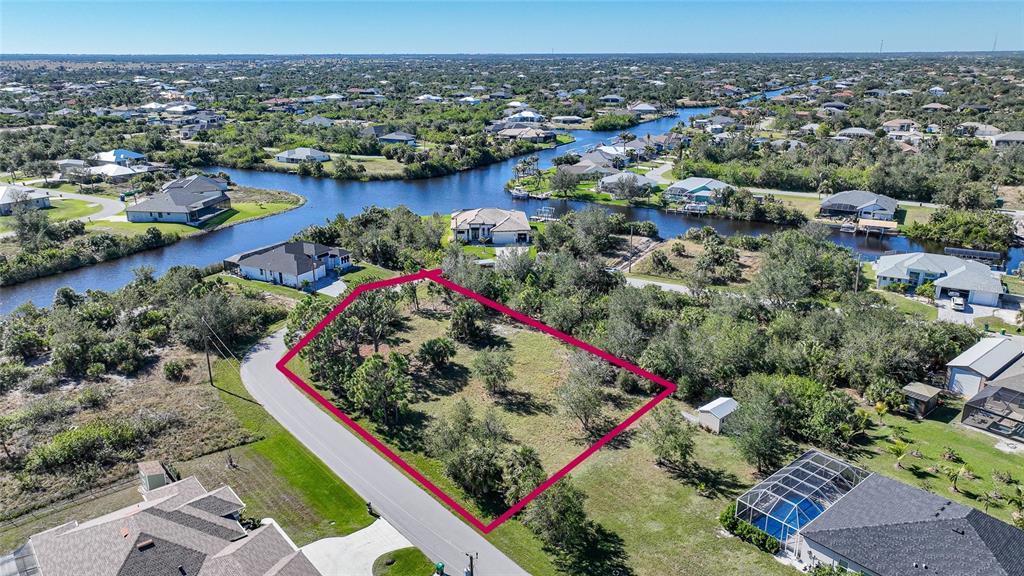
0 362 29 394
163 359 193 382
77 386 110 409
720 501 781 554
883 281 910 293
416 337 457 371
86 362 106 380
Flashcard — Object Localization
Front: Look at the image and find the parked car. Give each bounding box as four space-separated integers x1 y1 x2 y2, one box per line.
951 296 966 311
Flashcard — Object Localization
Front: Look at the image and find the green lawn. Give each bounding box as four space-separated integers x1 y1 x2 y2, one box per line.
86 202 298 237
1001 274 1024 296
372 547 437 576
895 204 938 226
287 297 796 576
875 291 939 320
342 262 396 284
213 273 330 301
265 154 404 178
0 198 102 231
856 402 1024 524
176 358 374 546
974 315 1021 335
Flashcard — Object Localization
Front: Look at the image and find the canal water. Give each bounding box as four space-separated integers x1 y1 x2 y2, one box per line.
2 85 1016 313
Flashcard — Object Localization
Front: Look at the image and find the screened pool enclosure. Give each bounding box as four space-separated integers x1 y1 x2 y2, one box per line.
734 451 871 553
962 385 1024 442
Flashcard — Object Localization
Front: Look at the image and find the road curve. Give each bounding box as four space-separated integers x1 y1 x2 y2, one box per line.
47 189 125 222
240 330 529 576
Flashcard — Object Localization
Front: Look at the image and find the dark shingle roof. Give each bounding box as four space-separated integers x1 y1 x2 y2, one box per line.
232 241 350 276
802 474 1024 576
116 534 206 576
127 189 228 214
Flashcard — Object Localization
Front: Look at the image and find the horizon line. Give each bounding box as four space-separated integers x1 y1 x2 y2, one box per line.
3 49 1023 59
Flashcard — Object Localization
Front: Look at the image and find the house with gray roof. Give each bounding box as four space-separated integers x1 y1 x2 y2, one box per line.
945 336 1024 397
598 172 658 198
224 241 352 290
378 131 417 146
735 450 1024 576
994 131 1024 148
0 184 50 216
274 147 330 164
3 470 321 576
160 174 229 195
126 187 231 226
873 252 1004 307
819 190 898 221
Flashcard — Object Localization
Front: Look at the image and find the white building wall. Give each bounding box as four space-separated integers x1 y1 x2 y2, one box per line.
947 367 984 397
698 412 722 434
126 210 191 224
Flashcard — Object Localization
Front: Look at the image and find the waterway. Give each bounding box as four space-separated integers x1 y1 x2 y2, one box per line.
3 84 1017 313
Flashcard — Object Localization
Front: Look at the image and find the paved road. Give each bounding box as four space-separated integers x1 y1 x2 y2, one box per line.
47 189 125 222
624 275 692 294
644 161 675 184
240 330 529 576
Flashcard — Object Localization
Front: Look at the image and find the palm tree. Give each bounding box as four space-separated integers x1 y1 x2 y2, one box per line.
942 462 973 494
978 491 1002 513
874 401 888 426
886 440 910 470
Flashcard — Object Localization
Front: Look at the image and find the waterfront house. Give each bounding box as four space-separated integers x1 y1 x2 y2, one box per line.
551 115 584 124
160 174 229 194
819 190 897 220
274 147 330 163
126 187 231 226
662 177 729 204
225 241 352 289
0 184 50 215
873 252 1003 307
450 208 531 245
628 102 658 115
598 172 658 197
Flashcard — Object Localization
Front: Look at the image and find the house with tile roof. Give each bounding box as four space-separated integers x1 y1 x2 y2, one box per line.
450 208 531 245
2 468 321 576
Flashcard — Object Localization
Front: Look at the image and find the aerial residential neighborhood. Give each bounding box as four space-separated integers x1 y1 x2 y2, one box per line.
3 2 1024 576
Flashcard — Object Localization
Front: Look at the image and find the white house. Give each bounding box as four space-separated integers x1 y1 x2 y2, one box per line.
697 397 738 434
88 148 146 166
450 207 531 245
0 184 50 215
873 252 1003 306
126 188 231 225
275 147 330 163
946 337 1024 397
225 241 352 289
506 109 545 123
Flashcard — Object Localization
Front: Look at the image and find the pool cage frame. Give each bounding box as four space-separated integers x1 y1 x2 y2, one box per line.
962 385 1024 442
735 450 871 555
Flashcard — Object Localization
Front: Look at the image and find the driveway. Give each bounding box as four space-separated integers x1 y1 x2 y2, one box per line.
644 161 675 185
625 275 692 294
303 518 412 576
47 189 125 222
935 296 1019 326
240 331 528 576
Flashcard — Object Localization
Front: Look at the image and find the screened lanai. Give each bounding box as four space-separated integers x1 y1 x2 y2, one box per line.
734 450 871 553
962 385 1024 442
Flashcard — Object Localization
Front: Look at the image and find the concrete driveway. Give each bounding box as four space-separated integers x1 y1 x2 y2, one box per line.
303 518 413 576
935 296 1018 326
47 189 125 222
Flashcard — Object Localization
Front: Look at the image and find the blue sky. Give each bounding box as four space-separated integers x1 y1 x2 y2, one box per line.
2 1 1023 54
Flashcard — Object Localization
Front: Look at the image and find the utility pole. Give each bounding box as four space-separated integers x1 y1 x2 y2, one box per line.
204 335 214 387
853 256 862 292
464 552 477 576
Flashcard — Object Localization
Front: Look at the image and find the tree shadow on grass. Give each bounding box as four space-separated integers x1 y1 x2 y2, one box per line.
554 522 634 576
661 461 745 499
413 363 471 401
375 408 432 453
571 417 637 450
495 388 555 416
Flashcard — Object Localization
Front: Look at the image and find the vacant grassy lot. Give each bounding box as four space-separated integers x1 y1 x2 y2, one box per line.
855 401 1024 524
287 290 797 576
265 154 405 178
875 290 939 320
631 238 761 288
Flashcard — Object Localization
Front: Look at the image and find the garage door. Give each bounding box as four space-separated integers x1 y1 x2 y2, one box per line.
968 290 1000 307
949 369 983 397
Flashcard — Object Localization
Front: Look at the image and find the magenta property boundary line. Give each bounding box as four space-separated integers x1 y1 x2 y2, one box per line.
275 268 678 533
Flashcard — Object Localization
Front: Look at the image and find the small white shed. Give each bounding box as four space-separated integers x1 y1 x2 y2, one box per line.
697 397 738 434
